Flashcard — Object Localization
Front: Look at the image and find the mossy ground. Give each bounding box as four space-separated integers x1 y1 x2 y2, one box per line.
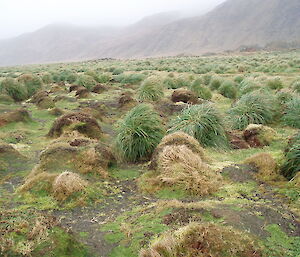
0 50 300 256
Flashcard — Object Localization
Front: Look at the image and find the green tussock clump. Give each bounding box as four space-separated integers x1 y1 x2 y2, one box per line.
291 80 300 93
227 91 279 130
238 79 260 96
0 78 28 102
209 76 223 90
218 80 238 99
138 77 164 101
17 74 43 97
190 79 212 100
267 78 284 90
168 103 228 148
75 75 97 91
116 104 165 162
282 97 300 128
281 132 300 180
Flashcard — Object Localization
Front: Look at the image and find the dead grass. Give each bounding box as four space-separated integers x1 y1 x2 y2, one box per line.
158 145 220 195
52 171 88 201
140 222 260 257
17 171 58 193
141 144 221 196
150 132 208 169
243 153 280 180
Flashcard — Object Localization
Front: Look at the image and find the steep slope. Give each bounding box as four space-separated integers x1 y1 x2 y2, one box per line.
101 0 300 57
0 0 299 66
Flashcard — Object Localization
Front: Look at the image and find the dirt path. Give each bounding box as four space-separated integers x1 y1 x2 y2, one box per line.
52 180 155 257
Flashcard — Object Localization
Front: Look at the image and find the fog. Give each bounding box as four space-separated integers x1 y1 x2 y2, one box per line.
0 0 225 39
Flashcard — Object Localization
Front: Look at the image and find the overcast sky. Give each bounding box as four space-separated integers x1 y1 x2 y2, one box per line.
0 0 225 39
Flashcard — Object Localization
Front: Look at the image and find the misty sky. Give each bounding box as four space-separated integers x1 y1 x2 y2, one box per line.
0 0 225 39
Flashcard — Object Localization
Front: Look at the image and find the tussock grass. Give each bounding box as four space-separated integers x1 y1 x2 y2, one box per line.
140 222 260 257
168 103 229 148
138 77 164 102
150 132 207 169
156 145 221 196
190 79 212 100
282 97 300 128
52 171 88 201
244 152 279 179
218 80 237 99
116 104 165 162
281 132 300 180
227 91 279 130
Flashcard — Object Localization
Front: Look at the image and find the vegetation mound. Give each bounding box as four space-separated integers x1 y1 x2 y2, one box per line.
244 153 278 179
243 124 278 148
282 97 300 128
75 87 90 99
150 132 206 169
0 143 28 172
190 79 212 100
218 80 237 99
140 222 260 257
116 104 165 162
48 112 102 139
168 104 228 148
52 171 88 201
38 140 113 176
171 88 198 104
30 90 49 103
156 145 220 195
138 77 164 102
0 109 31 127
92 84 107 94
227 91 278 130
36 96 55 109
281 132 300 180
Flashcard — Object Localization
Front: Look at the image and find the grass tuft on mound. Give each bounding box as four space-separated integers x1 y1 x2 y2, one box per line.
116 103 165 162
168 103 229 148
227 91 279 130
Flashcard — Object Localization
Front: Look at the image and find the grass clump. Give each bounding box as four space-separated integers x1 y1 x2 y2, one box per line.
155 145 221 195
150 131 207 169
227 91 278 130
190 79 212 100
168 104 228 148
138 77 164 101
209 76 223 90
282 97 300 128
75 75 97 91
267 78 284 90
291 80 300 93
238 79 260 96
116 104 165 162
218 80 238 99
0 78 28 102
52 171 88 201
281 132 300 180
17 74 43 97
244 152 279 180
140 222 260 257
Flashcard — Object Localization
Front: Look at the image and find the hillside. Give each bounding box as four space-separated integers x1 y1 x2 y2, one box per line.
0 0 299 65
